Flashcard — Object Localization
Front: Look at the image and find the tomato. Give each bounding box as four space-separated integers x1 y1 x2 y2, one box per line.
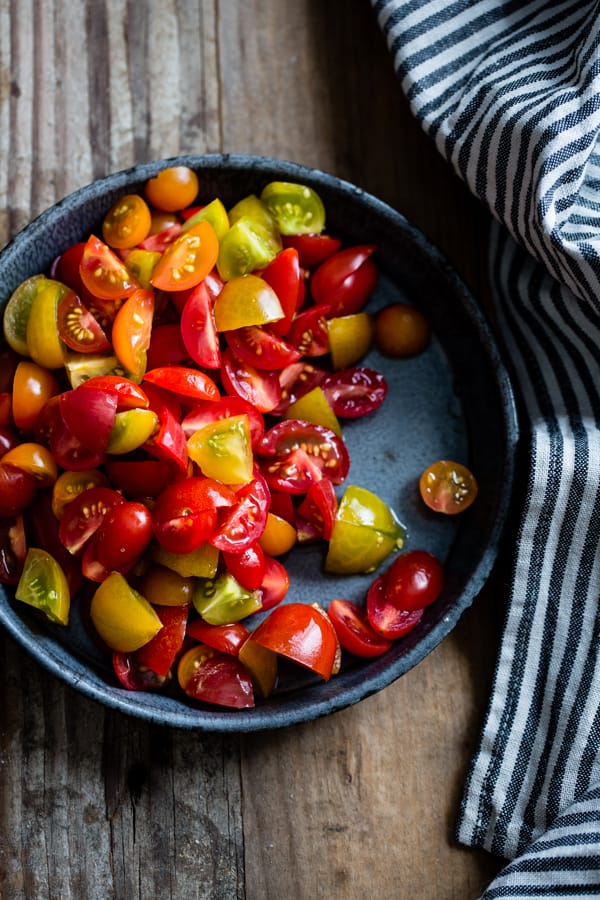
283 386 341 436
258 512 296 557
15 547 70 625
144 166 199 212
182 396 265 448
26 280 70 369
321 367 387 418
260 247 302 336
222 542 266 591
324 485 404 575
90 571 162 652
366 575 424 639
26 491 83 595
1 442 57 487
138 224 182 253
274 361 327 414
311 245 377 317
152 542 219 579
49 412 107 472
187 414 253 484
3 275 52 357
79 235 141 300
111 288 155 381
258 420 350 494
135 604 188 676
192 572 262 625
0 426 18 456
12 361 60 432
210 475 270 554
220 348 282 414
257 555 290 611
0 515 26 585
51 469 109 519
142 382 188 471
105 457 174 498
225 326 300 371
217 218 281 281
91 501 154 572
151 222 219 292
59 386 118 454
251 602 337 680
77 375 150 410
419 460 478 514
238 637 278 698
0 463 38 517
328 598 392 657
105 408 159 455
102 193 152 249
144 366 219 403
181 198 230 240
296 478 338 540
213 275 284 331
147 323 188 369
260 182 326 235
375 303 430 358
53 243 90 296
58 486 125 555
153 476 225 555
281 233 342 268
112 652 169 691
57 290 111 353
140 564 195 607
186 620 250 656
179 281 221 369
177 644 255 709
286 304 331 357
328 311 374 370
382 549 444 612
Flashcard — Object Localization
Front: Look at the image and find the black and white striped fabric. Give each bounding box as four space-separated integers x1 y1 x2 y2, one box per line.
371 0 600 895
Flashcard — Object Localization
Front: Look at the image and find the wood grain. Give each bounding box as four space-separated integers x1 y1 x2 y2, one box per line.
0 1 506 897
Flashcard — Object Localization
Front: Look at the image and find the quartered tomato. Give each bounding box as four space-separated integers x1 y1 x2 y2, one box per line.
59 385 118 455
258 419 350 494
310 244 377 317
79 235 141 301
111 288 155 381
1 442 58 487
328 598 392 657
222 542 266 591
274 362 327 414
177 644 255 709
179 281 221 369
57 291 111 353
77 375 150 410
282 233 342 268
192 571 262 625
225 326 300 371
142 382 188 471
366 575 424 640
105 457 174 498
51 469 109 519
135 604 188 676
90 571 162 652
217 218 281 281
186 620 250 656
213 275 284 331
151 221 219 292
321 367 387 419
15 547 70 625
419 460 478 514
210 475 270 554
144 366 219 403
251 602 337 680
147 323 189 369
220 348 282 413
296 478 338 540
260 247 302 336
187 414 253 485
286 304 330 357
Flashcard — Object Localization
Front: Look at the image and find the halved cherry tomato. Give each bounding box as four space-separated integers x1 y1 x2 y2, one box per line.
179 281 221 369
258 419 349 494
79 235 141 301
238 637 278 698
321 367 387 419
257 555 290 610
153 476 227 555
177 644 255 709
135 604 189 676
260 182 325 236
382 549 444 612
59 386 118 455
281 233 342 268
220 347 282 414
225 326 300 371
111 288 155 381
58 486 125 555
151 221 219 292
258 513 296 557
328 598 392 657
144 166 199 212
186 620 250 656
102 194 152 249
274 362 327 414
419 460 478 514
286 304 330 357
366 575 424 639
57 291 111 353
210 475 270 553
296 478 338 540
144 366 219 402
25 491 83 595
310 244 377 317
251 602 337 680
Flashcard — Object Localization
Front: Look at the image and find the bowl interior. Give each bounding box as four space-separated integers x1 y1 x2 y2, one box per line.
0 154 518 731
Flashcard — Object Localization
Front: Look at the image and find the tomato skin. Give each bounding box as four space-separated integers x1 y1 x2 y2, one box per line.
258 419 350 493
111 288 155 381
142 382 189 472
143 366 219 402
328 599 392 657
76 375 150 410
177 644 255 708
251 602 338 680
366 575 424 639
257 555 290 611
59 386 118 454
311 245 377 317
296 478 338 540
80 235 141 301
135 604 189 676
58 486 125 555
281 233 342 269
179 281 221 369
153 477 223 555
12 361 61 432
260 247 302 336
222 542 266 591
382 549 444 612
0 463 38 517
419 460 478 514
185 620 250 656
321 367 387 419
210 475 270 554
147 323 188 369
151 221 219 292
220 347 282 414
375 303 430 358
145 166 199 212
92 501 154 572
105 457 175 499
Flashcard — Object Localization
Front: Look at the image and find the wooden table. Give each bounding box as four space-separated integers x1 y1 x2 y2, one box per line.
0 2 508 896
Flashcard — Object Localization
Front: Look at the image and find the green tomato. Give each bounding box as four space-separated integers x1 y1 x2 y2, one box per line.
187 414 253 484
260 181 326 235
182 198 230 240
105 408 159 454
192 571 262 625
217 217 281 281
3 274 53 356
324 485 405 575
15 547 71 625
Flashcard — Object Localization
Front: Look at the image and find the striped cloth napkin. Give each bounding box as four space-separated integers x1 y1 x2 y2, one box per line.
371 0 600 895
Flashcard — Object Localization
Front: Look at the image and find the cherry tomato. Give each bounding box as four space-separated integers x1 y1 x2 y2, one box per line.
311 245 377 317
91 501 154 572
142 382 189 472
0 515 26 585
328 311 374 370
153 477 224 555
144 365 219 402
210 475 270 554
177 644 255 709
15 547 70 625
77 375 149 410
59 386 118 455
258 420 350 494
3 275 52 357
257 555 290 610
281 233 342 268
238 636 278 698
12 361 60 432
51 469 109 519
274 362 327 414
213 275 284 331
217 218 281 281
328 598 392 657
58 486 125 555
382 549 444 612
220 347 282 414
251 602 338 680
419 460 478 514
375 303 430 358
179 281 221 369
151 222 219 292
144 166 199 212
0 463 38 517
79 235 141 301
321 367 387 419
260 182 325 235
182 396 265 449
260 247 302 336
225 326 300 371
140 564 195 607
57 291 111 353
186 414 253 485
286 304 331 357
90 571 162 652
102 193 152 249
26 280 70 369
366 575 424 639
111 288 155 380
25 491 83 596
222 543 266 591
296 478 338 540
135 604 188 676
1 442 58 487
112 652 169 691
282 385 341 436
258 513 296 557
185 620 250 656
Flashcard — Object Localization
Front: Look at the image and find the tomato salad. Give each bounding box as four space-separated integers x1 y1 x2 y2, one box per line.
0 167 478 710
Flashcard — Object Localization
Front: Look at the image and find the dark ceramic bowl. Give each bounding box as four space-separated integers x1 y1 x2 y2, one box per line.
0 154 518 731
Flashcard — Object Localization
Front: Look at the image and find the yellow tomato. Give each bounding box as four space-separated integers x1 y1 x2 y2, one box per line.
187 414 253 484
258 512 297 556
2 443 58 487
328 312 374 370
213 275 284 330
90 572 163 652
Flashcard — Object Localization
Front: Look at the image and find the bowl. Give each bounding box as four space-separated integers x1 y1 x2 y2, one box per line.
0 154 519 731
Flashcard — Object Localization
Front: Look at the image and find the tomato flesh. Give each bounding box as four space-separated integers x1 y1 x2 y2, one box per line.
328 598 392 657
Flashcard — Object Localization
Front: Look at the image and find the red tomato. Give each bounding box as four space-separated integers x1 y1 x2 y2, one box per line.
282 233 342 268
135 605 189 676
111 288 155 380
143 366 219 402
138 224 181 253
220 347 282 414
185 620 250 656
296 478 338 540
0 427 20 456
76 375 149 410
310 244 377 317
273 362 327 414
366 575 424 640
147 323 188 369
222 542 266 591
153 476 227 554
328 598 392 657
58 486 125 555
210 475 270 554
177 645 255 709
258 555 290 611
251 602 338 680
182 396 265 448
112 652 169 691
260 247 302 336
179 281 221 369
321 367 387 418
0 514 26 585
49 414 106 472
225 326 300 371
142 382 188 471
26 492 83 595
105 458 175 498
58 387 118 454
151 221 219 292
382 549 444 611
57 291 111 353
258 420 350 494
79 235 141 300
92 501 154 571
286 304 331 357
